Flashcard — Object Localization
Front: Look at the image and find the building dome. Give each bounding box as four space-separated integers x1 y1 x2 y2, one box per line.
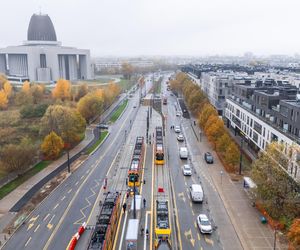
27 14 57 41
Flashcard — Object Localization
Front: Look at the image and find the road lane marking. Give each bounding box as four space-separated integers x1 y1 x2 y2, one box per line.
43 214 50 221
61 196 66 201
80 175 84 180
24 237 31 247
74 180 98 225
27 223 34 231
29 215 39 222
43 108 133 250
49 215 55 224
53 203 59 210
86 169 90 174
118 211 128 250
47 224 53 230
190 201 193 207
86 151 120 225
197 233 200 241
112 195 126 250
67 188 72 194
75 181 79 186
204 236 214 245
194 222 197 229
184 229 195 247
34 224 40 233
150 144 154 250
139 142 148 195
144 211 151 250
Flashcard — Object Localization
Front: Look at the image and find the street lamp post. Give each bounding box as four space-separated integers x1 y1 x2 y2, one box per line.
239 138 243 175
67 149 70 173
133 179 136 219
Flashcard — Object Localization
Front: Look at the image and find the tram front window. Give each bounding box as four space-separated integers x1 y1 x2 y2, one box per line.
129 174 138 183
156 153 164 160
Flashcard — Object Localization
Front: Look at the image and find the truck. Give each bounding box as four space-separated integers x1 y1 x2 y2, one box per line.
126 219 139 250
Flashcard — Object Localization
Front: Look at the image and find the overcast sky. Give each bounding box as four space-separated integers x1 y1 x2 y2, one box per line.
1 0 300 57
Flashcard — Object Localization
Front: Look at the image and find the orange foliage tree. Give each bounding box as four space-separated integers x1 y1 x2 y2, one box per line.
198 103 218 128
52 79 71 101
41 131 64 159
288 219 300 249
0 90 8 109
224 142 240 171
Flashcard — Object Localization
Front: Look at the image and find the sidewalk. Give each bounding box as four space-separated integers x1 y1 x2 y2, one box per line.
189 120 286 250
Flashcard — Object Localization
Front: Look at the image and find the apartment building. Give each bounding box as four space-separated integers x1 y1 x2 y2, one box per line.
225 82 300 180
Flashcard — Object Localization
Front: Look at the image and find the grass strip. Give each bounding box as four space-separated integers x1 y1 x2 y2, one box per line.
110 99 128 123
0 161 51 200
86 131 109 154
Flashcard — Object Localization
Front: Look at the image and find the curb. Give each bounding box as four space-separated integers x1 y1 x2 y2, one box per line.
113 99 129 123
90 132 110 155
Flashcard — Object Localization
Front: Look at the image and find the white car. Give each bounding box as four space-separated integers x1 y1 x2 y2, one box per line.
177 134 184 142
182 164 192 176
174 126 181 133
176 112 181 117
197 214 213 234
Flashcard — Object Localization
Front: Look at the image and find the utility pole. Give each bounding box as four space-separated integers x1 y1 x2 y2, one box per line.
133 180 136 219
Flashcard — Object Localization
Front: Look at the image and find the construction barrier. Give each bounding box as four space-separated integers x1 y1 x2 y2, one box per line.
67 222 87 250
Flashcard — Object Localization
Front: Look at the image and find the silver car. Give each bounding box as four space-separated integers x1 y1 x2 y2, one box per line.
182 164 192 176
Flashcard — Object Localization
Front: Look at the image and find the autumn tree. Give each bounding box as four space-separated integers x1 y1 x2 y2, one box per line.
251 142 300 220
77 92 103 123
216 132 231 153
0 137 37 172
41 131 64 159
288 219 300 249
40 105 86 145
3 81 13 97
52 79 71 101
75 83 88 101
121 62 134 80
224 142 240 171
198 103 218 128
205 118 225 147
22 81 31 93
31 84 44 104
0 90 8 109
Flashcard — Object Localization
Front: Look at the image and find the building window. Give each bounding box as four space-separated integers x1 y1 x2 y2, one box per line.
263 127 265 137
254 121 262 134
253 131 258 143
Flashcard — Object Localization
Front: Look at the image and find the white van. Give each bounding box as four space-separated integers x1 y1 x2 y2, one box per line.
189 184 204 203
179 147 188 159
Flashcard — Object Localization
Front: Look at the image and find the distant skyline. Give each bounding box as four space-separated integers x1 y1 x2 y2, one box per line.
1 0 300 57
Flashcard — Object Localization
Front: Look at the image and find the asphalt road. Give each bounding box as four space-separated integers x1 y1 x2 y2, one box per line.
3 82 147 250
162 79 223 250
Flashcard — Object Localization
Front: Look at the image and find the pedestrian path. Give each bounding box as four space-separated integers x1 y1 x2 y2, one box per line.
186 119 287 250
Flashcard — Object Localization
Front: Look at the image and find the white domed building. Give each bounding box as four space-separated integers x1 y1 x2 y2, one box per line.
0 13 92 83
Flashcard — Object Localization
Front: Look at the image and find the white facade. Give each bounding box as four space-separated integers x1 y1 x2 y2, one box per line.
225 99 300 180
0 13 92 83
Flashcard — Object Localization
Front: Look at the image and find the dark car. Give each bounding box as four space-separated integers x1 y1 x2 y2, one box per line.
96 124 109 129
204 152 213 163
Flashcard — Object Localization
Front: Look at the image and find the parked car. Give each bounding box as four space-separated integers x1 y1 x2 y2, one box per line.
176 112 181 117
174 126 181 133
177 134 184 142
182 164 192 176
96 124 109 129
204 152 214 163
197 214 213 234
